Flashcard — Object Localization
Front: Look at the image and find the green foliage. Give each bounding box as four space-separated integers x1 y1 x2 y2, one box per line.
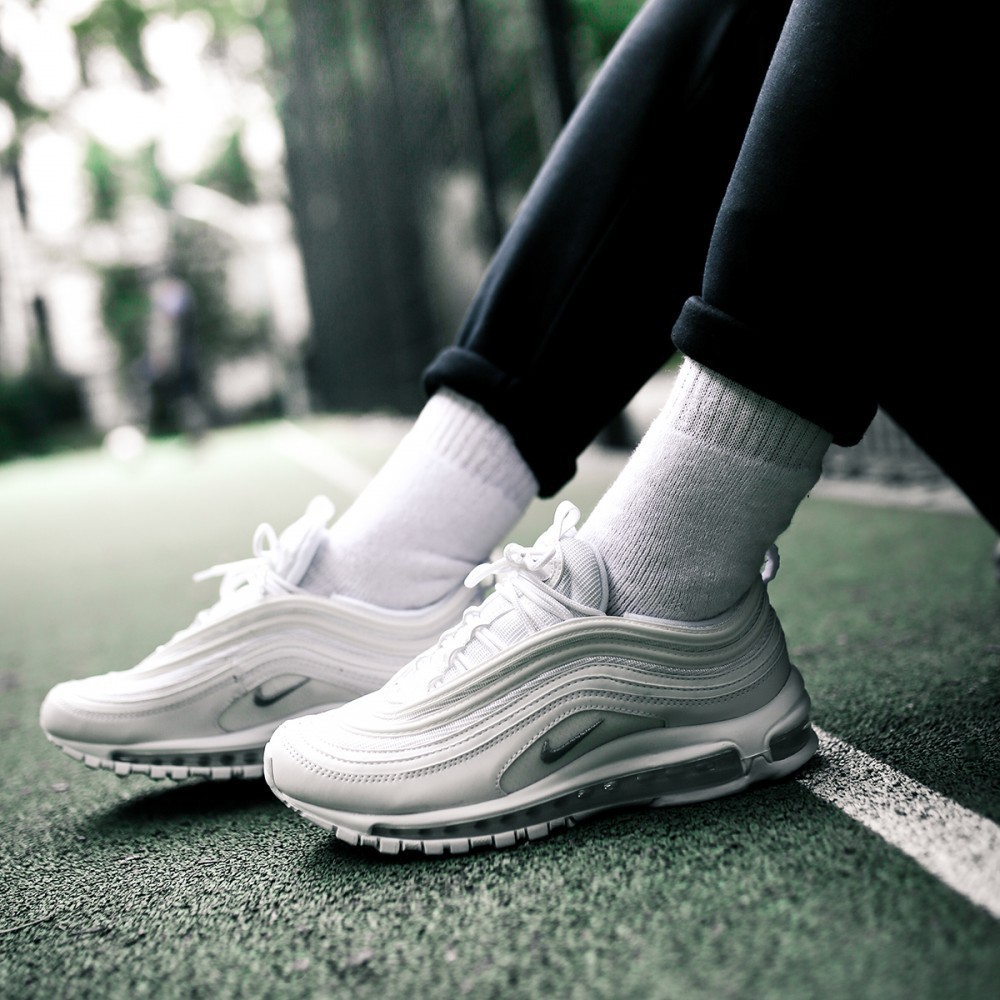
173 0 295 71
0 39 47 168
83 140 125 221
169 0 289 40
570 0 644 58
70 0 293 91
100 265 151 366
72 0 157 87
0 42 46 127
0 373 85 461
196 131 258 205
137 142 174 208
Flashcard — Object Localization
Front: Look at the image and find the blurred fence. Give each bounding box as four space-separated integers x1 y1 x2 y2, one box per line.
633 371 956 492
822 409 952 488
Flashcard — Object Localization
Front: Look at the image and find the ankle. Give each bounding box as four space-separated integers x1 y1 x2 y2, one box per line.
299 390 538 609
580 360 831 623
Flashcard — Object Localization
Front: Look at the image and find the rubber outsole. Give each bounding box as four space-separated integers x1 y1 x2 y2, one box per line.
264 723 819 856
44 734 264 781
41 698 352 781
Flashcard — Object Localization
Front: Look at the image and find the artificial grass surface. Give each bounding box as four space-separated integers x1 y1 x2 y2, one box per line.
1 418 998 999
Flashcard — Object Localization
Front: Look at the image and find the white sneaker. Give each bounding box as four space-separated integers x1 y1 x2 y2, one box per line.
264 501 817 854
39 496 477 781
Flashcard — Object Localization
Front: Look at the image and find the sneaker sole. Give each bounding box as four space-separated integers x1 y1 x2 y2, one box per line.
265 669 817 855
43 703 348 781
44 734 267 780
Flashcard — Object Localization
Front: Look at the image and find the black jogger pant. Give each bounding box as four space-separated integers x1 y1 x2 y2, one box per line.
424 0 997 530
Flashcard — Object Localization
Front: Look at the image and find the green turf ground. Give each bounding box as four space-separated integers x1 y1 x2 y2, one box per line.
1 418 998 999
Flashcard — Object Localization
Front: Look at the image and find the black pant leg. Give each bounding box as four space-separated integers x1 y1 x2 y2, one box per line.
671 0 904 445
425 0 791 495
671 0 997 529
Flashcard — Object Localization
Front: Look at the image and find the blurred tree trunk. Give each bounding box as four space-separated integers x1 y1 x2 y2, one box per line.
537 0 637 450
454 0 505 249
283 0 440 414
281 0 591 416
536 0 577 123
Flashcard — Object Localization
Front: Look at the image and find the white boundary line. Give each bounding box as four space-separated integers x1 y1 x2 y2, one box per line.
799 728 1000 920
274 420 1000 920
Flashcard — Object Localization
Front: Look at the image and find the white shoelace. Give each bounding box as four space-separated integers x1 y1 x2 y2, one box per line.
409 501 589 691
402 501 779 694
187 496 335 628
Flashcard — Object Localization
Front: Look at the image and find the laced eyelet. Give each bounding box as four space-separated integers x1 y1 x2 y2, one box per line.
419 501 583 692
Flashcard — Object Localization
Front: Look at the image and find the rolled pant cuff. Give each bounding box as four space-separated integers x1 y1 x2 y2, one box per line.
671 296 875 447
423 347 574 497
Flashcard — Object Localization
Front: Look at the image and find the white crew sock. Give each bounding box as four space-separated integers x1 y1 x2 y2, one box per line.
300 388 538 609
579 359 832 622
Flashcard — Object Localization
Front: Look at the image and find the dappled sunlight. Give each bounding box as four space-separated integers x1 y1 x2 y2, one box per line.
0 0 308 458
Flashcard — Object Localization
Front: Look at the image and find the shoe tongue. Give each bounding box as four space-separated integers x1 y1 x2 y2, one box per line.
275 497 334 586
419 533 608 684
543 535 608 611
278 527 329 586
382 514 608 700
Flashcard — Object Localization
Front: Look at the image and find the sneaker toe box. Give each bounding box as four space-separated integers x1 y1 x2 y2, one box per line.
265 711 377 811
39 678 120 744
39 673 220 747
264 717 327 802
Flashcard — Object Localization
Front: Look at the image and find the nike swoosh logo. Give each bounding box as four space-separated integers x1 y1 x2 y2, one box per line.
252 678 310 708
539 718 604 764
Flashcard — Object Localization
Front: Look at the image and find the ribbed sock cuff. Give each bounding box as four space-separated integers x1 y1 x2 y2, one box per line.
411 389 539 506
665 360 831 470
